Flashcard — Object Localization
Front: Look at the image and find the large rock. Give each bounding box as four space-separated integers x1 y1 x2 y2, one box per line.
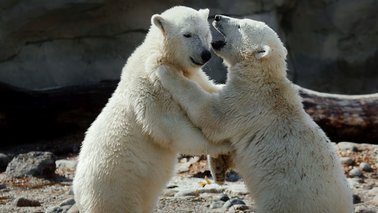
5 151 56 178
283 0 378 94
1 0 376 93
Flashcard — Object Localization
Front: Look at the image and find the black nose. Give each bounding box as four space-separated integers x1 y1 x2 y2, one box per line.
215 15 221 21
201 50 212 63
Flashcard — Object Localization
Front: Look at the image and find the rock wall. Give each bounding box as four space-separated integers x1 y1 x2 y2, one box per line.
1 0 377 94
0 0 377 146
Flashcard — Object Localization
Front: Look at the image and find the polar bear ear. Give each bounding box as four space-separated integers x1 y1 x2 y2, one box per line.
199 8 210 20
255 45 271 59
152 14 168 34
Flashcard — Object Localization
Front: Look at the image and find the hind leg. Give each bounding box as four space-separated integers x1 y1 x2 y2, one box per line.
208 153 235 184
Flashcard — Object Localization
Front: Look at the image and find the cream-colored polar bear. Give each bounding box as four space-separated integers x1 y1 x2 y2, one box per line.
158 15 354 213
72 7 230 213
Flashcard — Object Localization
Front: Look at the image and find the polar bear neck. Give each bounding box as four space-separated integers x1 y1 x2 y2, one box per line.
227 59 304 116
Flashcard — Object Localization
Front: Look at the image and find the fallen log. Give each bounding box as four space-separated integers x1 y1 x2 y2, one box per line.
299 87 378 143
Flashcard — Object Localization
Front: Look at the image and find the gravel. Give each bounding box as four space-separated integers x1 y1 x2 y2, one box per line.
0 141 377 212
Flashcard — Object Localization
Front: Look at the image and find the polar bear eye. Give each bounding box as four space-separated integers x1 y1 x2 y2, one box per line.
183 33 192 38
237 25 241 29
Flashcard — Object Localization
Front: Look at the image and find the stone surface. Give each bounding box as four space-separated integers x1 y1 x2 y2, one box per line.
353 194 362 204
0 184 6 190
0 0 377 94
225 170 242 182
55 160 78 170
349 167 363 177
359 162 373 172
341 157 354 166
13 197 41 207
46 199 77 213
0 153 11 172
46 205 72 213
283 0 378 94
217 193 230 202
209 200 224 209
5 151 56 178
223 198 246 208
338 142 359 152
177 156 200 173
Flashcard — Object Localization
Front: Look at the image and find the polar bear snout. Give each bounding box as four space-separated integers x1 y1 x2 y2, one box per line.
190 49 212 66
201 50 212 63
214 15 229 22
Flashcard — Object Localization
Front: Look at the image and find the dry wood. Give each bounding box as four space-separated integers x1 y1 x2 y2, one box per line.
299 87 378 143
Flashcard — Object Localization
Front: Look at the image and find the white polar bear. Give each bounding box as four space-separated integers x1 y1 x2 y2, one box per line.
72 6 230 213
157 15 354 213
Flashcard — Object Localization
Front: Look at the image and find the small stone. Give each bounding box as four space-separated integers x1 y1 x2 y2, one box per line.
369 187 378 195
223 198 246 208
359 162 373 172
0 153 11 172
177 162 190 173
353 194 361 204
338 142 359 152
224 183 249 195
362 184 374 190
209 200 225 209
233 204 249 210
0 184 6 190
68 188 74 195
162 189 178 197
55 160 78 170
46 205 72 213
58 198 75 207
13 197 41 207
223 200 233 209
347 177 364 189
217 193 230 202
349 167 362 177
225 170 241 182
340 157 354 166
355 207 377 213
174 189 199 197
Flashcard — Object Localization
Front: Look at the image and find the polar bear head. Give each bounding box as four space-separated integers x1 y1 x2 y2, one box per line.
211 15 287 67
151 6 212 71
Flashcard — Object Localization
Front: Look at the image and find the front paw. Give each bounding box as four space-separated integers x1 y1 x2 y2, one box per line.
157 65 181 82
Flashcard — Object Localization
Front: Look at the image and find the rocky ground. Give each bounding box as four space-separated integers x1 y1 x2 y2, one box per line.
0 141 377 213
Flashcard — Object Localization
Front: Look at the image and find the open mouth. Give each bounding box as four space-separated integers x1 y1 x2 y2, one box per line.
211 22 226 50
190 57 204 66
211 40 226 50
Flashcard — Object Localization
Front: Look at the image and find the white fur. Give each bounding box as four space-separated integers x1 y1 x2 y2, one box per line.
158 16 354 213
73 6 229 213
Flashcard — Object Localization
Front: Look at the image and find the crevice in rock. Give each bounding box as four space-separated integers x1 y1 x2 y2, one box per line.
0 28 147 63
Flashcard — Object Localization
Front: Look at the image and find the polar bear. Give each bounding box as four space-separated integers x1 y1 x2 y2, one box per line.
157 15 354 213
72 7 230 213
